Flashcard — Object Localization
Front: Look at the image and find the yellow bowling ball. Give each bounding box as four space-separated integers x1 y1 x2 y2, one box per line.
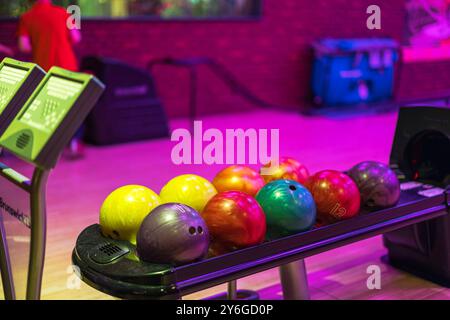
160 174 217 212
100 185 161 244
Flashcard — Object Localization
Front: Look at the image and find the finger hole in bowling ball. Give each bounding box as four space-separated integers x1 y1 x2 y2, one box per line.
112 230 120 237
197 226 203 234
289 185 297 191
189 226 196 235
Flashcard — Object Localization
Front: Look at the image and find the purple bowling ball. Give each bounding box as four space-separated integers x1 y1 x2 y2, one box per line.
348 161 401 209
136 203 209 265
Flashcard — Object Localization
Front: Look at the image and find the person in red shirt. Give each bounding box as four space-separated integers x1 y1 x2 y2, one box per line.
17 0 81 72
18 0 84 158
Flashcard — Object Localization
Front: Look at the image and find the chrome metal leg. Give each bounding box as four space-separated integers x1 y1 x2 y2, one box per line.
227 280 237 300
0 213 15 300
279 259 310 300
26 169 49 300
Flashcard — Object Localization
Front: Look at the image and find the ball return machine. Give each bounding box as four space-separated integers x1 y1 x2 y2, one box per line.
73 106 450 300
0 58 104 300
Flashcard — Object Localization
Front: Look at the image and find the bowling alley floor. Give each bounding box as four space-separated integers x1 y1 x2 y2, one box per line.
1 108 449 300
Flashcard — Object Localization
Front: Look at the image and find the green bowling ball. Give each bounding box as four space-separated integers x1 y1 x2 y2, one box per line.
256 179 316 240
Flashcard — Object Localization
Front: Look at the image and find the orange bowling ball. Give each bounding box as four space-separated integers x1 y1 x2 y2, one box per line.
212 165 265 197
261 157 310 184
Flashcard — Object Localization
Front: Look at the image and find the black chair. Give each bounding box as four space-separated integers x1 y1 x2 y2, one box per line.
82 56 170 145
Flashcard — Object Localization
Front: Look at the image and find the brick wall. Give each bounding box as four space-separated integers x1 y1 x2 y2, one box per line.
396 60 450 101
1 0 442 117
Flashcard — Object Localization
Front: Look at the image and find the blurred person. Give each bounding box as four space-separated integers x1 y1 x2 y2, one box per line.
18 0 84 159
18 0 81 71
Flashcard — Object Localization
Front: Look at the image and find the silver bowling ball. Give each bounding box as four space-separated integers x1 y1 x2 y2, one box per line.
136 203 209 265
348 161 401 209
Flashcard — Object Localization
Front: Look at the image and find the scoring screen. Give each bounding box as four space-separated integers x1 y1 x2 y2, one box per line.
19 75 83 133
0 65 28 113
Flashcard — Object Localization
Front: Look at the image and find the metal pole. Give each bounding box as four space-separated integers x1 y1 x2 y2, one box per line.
279 259 310 300
0 212 15 300
26 168 49 300
227 280 237 300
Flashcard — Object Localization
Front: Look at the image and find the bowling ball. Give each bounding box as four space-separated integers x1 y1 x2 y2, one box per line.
307 170 360 224
136 203 209 265
160 174 217 212
261 157 310 184
348 161 400 209
100 185 161 244
201 191 266 256
256 180 316 240
212 165 265 197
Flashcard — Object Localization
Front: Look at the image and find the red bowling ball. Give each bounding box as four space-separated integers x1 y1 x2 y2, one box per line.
201 191 266 256
307 170 361 225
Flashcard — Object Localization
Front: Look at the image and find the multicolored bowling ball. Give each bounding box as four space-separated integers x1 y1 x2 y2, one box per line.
256 180 316 240
136 203 209 265
348 161 401 209
100 185 161 244
307 170 361 224
160 174 217 212
261 157 310 184
212 165 265 197
201 191 266 256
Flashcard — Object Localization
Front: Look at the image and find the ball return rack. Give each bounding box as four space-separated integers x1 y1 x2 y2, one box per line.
0 58 104 300
73 184 449 300
73 106 450 300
